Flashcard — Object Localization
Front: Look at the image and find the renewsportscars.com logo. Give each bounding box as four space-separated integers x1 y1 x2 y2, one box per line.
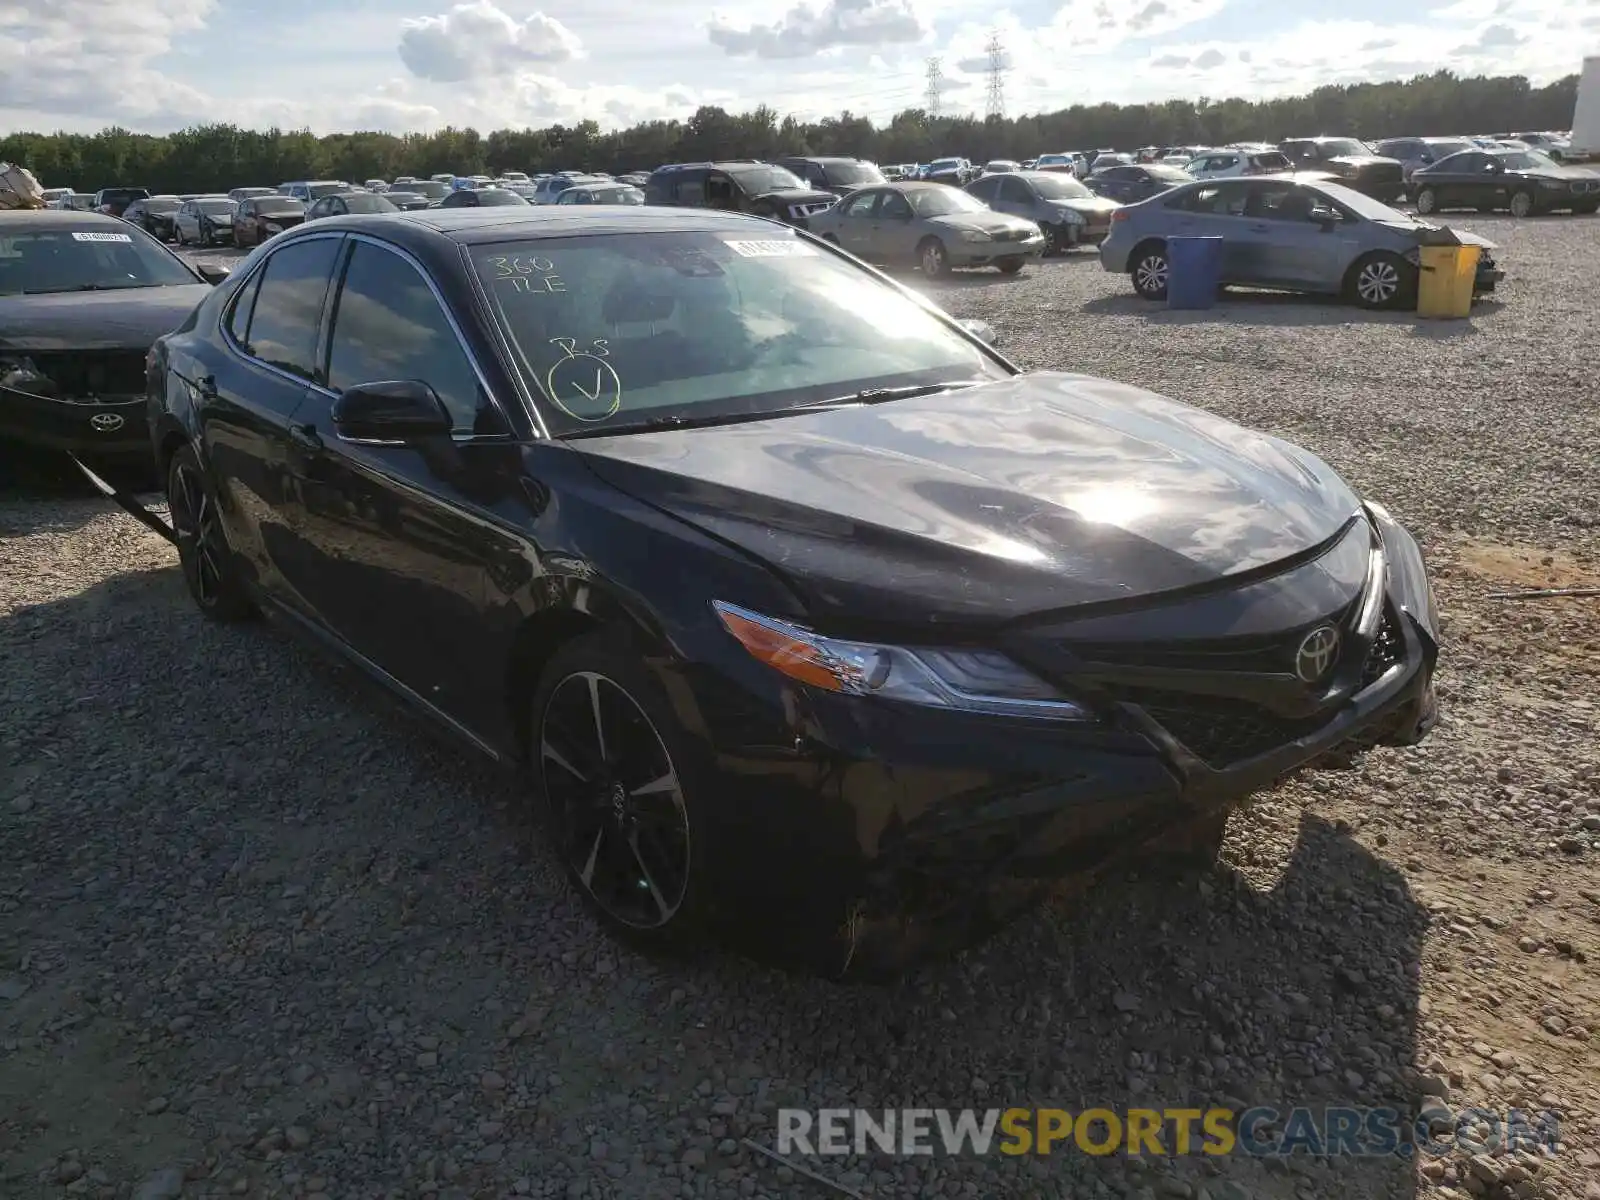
776 1107 1562 1158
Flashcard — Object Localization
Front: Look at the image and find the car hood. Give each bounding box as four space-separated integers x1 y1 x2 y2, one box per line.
928 212 1038 236
1051 196 1120 217
1327 154 1401 170
0 285 212 352
754 187 838 207
1374 219 1499 250
1516 165 1600 180
575 371 1362 626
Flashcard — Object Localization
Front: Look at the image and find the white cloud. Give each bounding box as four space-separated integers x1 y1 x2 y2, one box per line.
399 2 583 83
708 0 927 59
0 0 214 122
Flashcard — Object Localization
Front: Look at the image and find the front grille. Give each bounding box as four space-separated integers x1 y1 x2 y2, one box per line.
1120 690 1334 769
995 228 1032 242
1363 163 1404 183
11 350 147 398
1065 597 1358 676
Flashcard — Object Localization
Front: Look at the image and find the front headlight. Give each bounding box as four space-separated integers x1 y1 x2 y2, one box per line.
714 602 1090 719
958 228 993 243
263 221 283 232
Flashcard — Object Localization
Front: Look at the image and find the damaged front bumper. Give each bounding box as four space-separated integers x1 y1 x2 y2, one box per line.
690 509 1440 980
0 385 149 456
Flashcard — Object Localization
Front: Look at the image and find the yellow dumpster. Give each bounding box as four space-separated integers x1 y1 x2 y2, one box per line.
1416 245 1480 319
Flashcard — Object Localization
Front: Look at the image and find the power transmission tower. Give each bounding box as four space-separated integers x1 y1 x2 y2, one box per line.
984 31 1007 120
924 57 943 118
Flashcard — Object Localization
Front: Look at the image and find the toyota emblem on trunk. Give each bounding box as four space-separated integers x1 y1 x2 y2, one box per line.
1295 626 1340 683
89 412 125 432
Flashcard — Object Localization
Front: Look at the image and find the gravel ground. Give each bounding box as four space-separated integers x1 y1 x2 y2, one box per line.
3 219 1599 1200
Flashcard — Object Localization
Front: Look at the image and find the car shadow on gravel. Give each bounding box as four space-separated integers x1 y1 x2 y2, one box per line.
1081 290 1507 335
0 562 1431 1200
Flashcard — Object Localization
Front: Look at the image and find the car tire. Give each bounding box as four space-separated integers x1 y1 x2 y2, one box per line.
529 628 711 953
1414 187 1438 215
1345 251 1416 311
917 237 950 279
174 225 187 247
1509 190 1534 218
996 258 1025 275
166 445 256 622
1129 240 1169 301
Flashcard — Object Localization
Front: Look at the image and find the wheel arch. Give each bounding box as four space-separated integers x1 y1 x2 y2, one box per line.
1127 236 1166 274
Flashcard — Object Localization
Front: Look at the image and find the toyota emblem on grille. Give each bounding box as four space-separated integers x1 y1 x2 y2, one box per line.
89 412 125 432
1295 626 1340 683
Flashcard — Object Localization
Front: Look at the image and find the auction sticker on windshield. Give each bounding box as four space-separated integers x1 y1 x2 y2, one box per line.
70 231 133 243
721 238 815 258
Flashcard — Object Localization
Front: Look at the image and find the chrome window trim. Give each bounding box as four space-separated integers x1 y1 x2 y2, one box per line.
338 231 515 443
216 228 515 445
458 242 553 441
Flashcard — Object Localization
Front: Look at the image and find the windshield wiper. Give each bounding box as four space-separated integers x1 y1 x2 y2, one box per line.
560 381 980 440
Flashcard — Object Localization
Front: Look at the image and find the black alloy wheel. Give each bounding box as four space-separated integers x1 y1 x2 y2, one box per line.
167 445 254 621
534 635 699 941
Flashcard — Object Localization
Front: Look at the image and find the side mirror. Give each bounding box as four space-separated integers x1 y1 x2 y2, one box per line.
331 380 453 442
958 318 1000 346
197 264 231 285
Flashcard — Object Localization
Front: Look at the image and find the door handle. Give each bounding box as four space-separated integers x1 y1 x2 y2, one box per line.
288 422 322 452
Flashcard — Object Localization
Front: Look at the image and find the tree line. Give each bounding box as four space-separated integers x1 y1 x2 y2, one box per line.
1 70 1579 195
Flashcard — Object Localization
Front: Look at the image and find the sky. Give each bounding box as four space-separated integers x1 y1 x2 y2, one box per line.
0 0 1594 136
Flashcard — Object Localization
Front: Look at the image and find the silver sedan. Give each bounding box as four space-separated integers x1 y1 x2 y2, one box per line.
807 183 1045 278
1099 173 1501 310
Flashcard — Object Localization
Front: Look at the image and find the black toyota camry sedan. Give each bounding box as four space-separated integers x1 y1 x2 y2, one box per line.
137 206 1440 977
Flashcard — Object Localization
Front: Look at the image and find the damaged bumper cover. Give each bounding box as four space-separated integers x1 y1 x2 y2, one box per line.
691 506 1439 980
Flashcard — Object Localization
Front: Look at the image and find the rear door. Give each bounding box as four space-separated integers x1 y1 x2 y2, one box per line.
202 233 345 602
989 175 1035 220
832 189 882 257
278 235 520 729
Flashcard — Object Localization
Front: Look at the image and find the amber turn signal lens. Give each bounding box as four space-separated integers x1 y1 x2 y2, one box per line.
715 606 845 692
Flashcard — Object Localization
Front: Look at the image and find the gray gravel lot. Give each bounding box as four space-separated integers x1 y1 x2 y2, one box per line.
3 218 1599 1200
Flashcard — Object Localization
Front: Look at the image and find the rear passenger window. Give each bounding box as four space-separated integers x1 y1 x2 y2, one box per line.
241 237 342 381
674 177 706 204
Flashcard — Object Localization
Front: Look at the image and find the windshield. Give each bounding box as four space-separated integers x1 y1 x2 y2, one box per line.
929 159 963 171
471 231 1006 435
1317 139 1372 158
476 189 528 206
1036 155 1071 166
589 186 645 204
1147 165 1194 183
825 162 885 186
727 165 807 193
344 194 399 213
1498 150 1558 170
308 182 347 199
1026 174 1092 199
197 200 235 215
1310 181 1411 222
255 199 305 216
411 181 449 199
907 187 987 216
1426 140 1473 158
0 228 197 295
145 199 181 213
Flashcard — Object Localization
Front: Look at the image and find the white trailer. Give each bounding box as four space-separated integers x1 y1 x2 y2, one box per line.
1572 56 1600 159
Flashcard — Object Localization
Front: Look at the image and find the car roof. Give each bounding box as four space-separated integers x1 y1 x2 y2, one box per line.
0 210 146 231
301 206 790 247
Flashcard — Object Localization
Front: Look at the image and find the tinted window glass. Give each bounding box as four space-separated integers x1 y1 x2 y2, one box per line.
326 241 490 434
965 176 998 201
879 192 913 218
843 192 878 217
242 237 341 379
0 228 197 295
674 177 706 204
476 189 527 207
227 269 263 344
471 230 1006 435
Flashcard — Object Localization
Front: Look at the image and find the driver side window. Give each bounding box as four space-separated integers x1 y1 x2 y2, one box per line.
842 192 878 217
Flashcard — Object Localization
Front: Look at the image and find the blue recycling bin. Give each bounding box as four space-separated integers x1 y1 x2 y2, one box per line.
1166 236 1223 310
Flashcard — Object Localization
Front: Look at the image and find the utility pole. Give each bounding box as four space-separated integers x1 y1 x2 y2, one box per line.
925 57 943 119
984 31 1007 120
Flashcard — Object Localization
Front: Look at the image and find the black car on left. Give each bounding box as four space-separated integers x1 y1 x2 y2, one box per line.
123 195 184 241
1410 147 1600 217
1084 163 1193 205
0 210 226 464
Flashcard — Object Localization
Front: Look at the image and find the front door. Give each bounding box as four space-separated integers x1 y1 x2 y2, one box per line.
872 190 920 260
278 236 518 727
201 233 345 603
